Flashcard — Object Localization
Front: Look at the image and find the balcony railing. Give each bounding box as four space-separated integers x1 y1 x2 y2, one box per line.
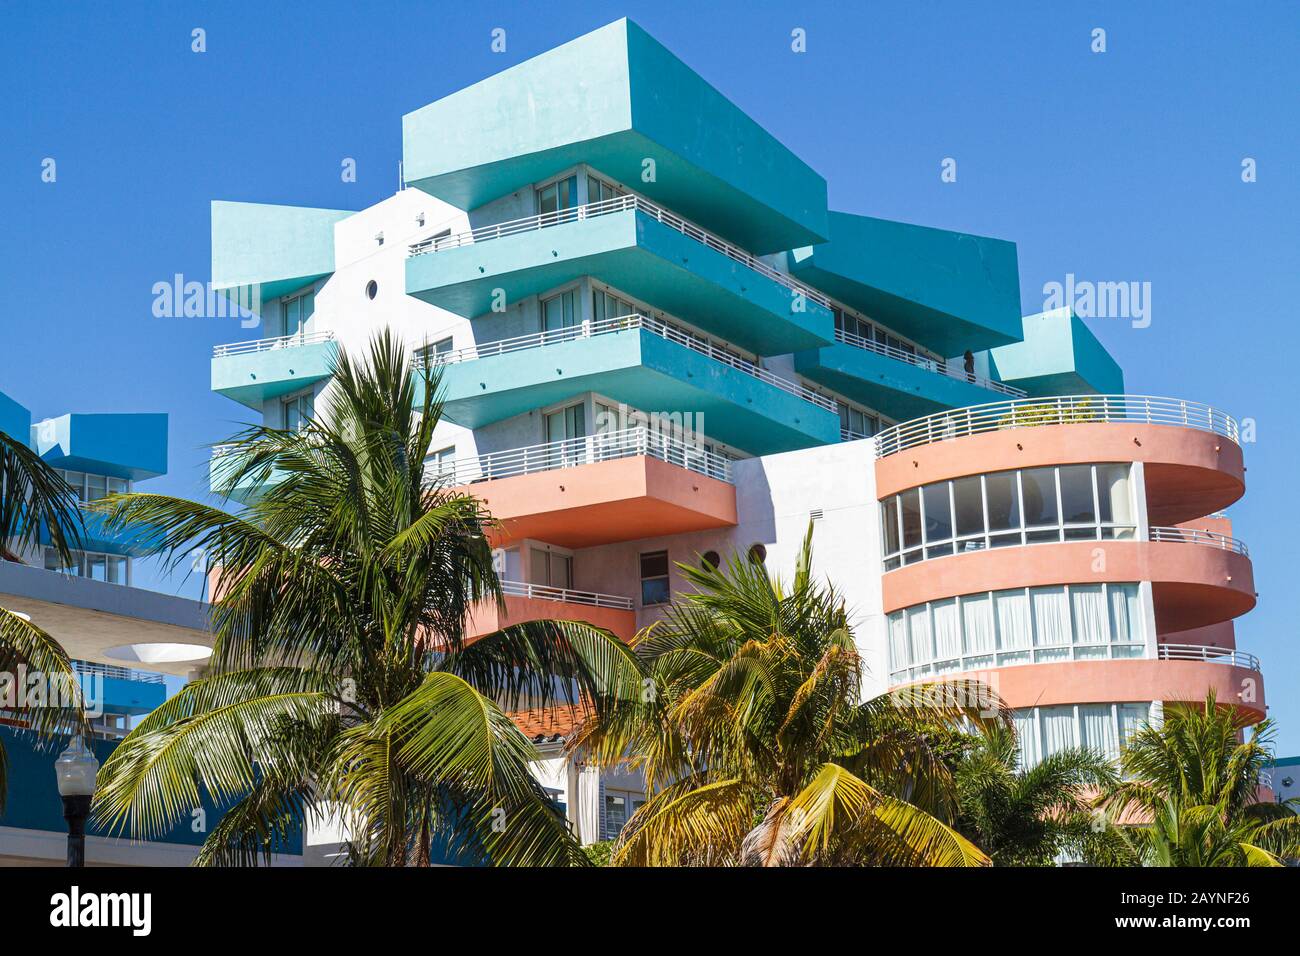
1149 526 1250 556
213 329 336 358
500 580 634 610
834 328 1027 398
873 395 1240 458
1158 643 1260 672
71 659 166 685
407 193 832 308
415 313 838 413
428 426 734 486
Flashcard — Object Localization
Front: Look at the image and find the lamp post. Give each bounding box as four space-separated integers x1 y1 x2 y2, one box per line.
54 736 99 867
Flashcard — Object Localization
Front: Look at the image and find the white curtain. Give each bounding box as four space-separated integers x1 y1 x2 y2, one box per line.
907 606 932 666
1108 584 1141 643
1079 704 1119 762
1031 586 1071 647
574 766 603 845
887 612 909 672
995 589 1032 650
1042 707 1078 757
1071 585 1109 644
962 594 996 655
1012 711 1041 769
1117 703 1151 748
932 599 961 660
1100 464 1135 535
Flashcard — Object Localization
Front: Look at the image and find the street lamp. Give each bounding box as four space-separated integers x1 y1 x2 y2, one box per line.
54 736 99 867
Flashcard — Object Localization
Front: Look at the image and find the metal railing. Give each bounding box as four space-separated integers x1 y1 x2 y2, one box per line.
841 428 870 442
416 313 837 413
213 329 336 358
71 659 166 685
1158 643 1260 671
407 193 831 308
834 328 1027 398
427 426 734 486
500 580 634 610
873 395 1240 458
1149 526 1250 556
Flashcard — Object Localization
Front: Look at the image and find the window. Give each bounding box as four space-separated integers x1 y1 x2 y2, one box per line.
57 470 129 501
415 337 453 366
43 548 128 585
881 464 1136 568
701 551 720 570
588 174 625 205
530 547 573 590
747 543 767 565
640 550 670 606
838 403 880 440
601 789 646 840
283 392 314 432
886 582 1147 683
282 288 315 338
541 290 577 332
365 280 378 300
536 175 578 217
591 288 635 325
1009 703 1153 769
423 446 456 482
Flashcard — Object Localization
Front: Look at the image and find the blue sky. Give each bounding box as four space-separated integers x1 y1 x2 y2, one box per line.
3 1 1297 748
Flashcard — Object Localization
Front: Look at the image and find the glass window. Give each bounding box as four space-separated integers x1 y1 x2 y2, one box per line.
283 392 314 432
881 496 900 558
282 289 315 337
106 477 128 495
529 547 572 590
899 488 922 551
84 473 108 501
1020 467 1059 528
536 175 578 216
542 290 577 331
952 476 984 539
423 446 456 481
640 551 670 606
106 556 127 585
984 471 1020 532
1058 464 1097 524
921 483 953 544
588 174 625 205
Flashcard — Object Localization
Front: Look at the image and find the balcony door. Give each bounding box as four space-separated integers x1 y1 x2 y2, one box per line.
282 288 315 339
545 402 587 468
541 290 578 333
536 175 578 222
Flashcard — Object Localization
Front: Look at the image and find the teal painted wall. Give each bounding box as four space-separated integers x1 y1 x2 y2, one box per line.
32 413 168 481
988 308 1125 396
211 200 354 299
402 19 828 253
0 389 32 442
789 211 1023 355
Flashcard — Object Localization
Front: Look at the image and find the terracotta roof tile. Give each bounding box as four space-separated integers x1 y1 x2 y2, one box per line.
508 704 589 743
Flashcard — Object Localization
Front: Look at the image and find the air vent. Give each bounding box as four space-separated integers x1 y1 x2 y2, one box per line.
810 509 824 521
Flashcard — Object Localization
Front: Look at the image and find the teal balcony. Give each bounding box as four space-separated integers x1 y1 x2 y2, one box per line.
209 445 287 503
211 331 338 409
402 19 828 254
72 660 167 717
988 308 1125 396
795 328 1027 422
788 212 1023 355
406 196 834 356
420 315 840 456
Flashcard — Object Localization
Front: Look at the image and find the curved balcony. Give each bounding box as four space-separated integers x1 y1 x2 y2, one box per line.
436 427 738 549
874 395 1244 525
882 538 1255 634
211 330 338 410
465 580 636 642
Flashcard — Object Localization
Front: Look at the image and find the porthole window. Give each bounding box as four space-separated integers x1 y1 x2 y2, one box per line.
747 543 767 565
701 551 720 570
366 280 378 300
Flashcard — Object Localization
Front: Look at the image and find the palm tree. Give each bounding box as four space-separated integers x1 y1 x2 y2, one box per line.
951 722 1120 865
0 421 87 806
1099 693 1300 866
89 330 643 865
572 527 995 866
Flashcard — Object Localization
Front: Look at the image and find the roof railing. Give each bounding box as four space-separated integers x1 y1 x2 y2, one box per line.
499 580 634 610
834 328 1027 398
213 329 336 358
415 313 837 413
1149 526 1250 556
71 659 166 685
1158 643 1260 671
873 395 1240 458
427 426 734 486
407 193 831 308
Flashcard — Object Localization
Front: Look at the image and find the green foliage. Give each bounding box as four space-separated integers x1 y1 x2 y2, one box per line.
581 839 614 866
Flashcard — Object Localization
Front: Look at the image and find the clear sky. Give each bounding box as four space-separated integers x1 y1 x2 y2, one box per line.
3 1 1297 747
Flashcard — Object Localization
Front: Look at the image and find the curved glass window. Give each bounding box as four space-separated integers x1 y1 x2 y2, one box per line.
881 463 1136 570
887 582 1146 684
1011 702 1152 767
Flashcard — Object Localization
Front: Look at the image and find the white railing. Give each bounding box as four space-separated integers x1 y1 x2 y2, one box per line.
211 444 238 458
873 395 1240 458
416 314 837 413
71 659 166 685
407 193 831 308
500 580 634 610
1149 526 1249 556
835 328 1027 398
428 427 733 486
841 428 870 442
213 329 336 358
1158 643 1260 671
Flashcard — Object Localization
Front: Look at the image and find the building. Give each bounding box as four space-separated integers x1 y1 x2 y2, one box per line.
0 388 296 864
206 19 1265 846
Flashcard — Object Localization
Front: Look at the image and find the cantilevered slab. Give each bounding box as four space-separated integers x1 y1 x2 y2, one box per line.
211 200 354 303
788 212 1023 355
988 308 1125 396
402 19 829 254
32 413 167 481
